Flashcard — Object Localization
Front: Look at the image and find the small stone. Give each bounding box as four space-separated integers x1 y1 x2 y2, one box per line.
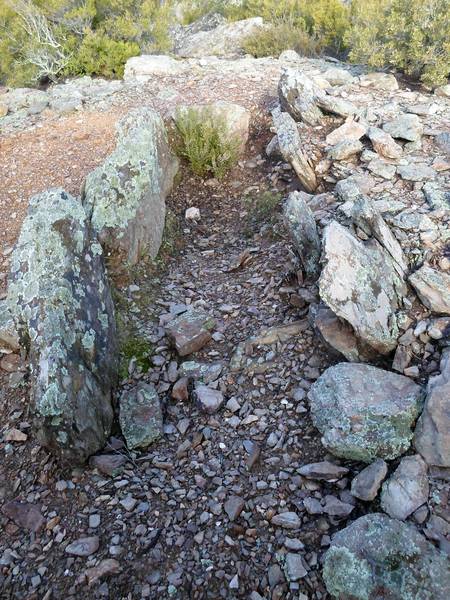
185 207 200 220
328 139 362 161
89 514 101 528
65 536 100 557
84 559 120 586
285 553 307 581
4 428 27 442
409 266 450 315
194 385 224 414
165 309 215 356
172 377 189 402
120 383 163 450
351 459 388 501
383 113 423 142
89 454 127 476
224 496 245 521
298 461 348 481
271 512 301 529
323 495 354 517
120 496 137 512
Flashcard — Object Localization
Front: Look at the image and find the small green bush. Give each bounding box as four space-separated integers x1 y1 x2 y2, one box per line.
242 19 321 57
173 107 241 179
347 0 450 87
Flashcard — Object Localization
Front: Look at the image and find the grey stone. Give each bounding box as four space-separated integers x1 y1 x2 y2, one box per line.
435 132 450 155
380 454 429 520
367 158 397 179
278 68 323 125
284 553 307 581
89 454 127 476
119 383 163 450
409 265 450 314
359 72 399 91
316 93 357 118
309 363 423 462
414 351 450 467
323 495 354 517
224 496 245 521
0 301 19 354
323 514 450 600
83 107 178 267
398 163 436 181
351 459 388 501
284 191 321 279
423 182 450 210
322 67 355 86
383 113 423 142
194 385 224 414
1 501 45 532
328 139 363 161
271 512 301 529
319 221 405 354
178 361 223 384
65 536 99 557
124 55 188 81
7 189 117 464
298 461 348 481
272 108 317 192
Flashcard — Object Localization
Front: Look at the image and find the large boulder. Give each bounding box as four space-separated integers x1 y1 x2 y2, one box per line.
284 191 321 279
83 107 178 268
308 363 423 461
272 109 317 192
414 350 450 467
319 221 405 355
174 17 265 58
323 514 450 600
7 189 117 463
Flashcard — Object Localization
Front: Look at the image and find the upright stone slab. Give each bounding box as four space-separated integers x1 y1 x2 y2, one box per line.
284 192 321 280
7 189 117 463
83 107 179 267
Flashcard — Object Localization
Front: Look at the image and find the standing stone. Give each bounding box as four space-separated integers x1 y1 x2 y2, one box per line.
414 350 450 467
380 455 429 520
7 189 117 464
119 383 163 450
351 459 388 501
278 68 323 125
83 107 179 268
319 221 405 354
284 192 321 279
309 363 423 462
323 514 450 600
409 265 450 314
272 109 317 192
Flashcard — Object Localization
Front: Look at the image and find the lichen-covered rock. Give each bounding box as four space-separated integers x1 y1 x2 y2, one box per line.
319 221 405 354
7 189 117 463
326 119 367 146
284 192 321 279
0 300 20 354
409 265 450 314
309 363 423 461
278 68 323 125
83 107 178 267
323 513 450 600
414 350 450 467
272 109 317 192
119 383 163 450
383 113 423 142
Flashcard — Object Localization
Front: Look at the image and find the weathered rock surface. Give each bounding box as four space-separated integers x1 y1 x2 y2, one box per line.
271 512 301 529
194 385 224 414
284 192 321 279
272 109 317 192
328 139 362 161
278 69 323 125
298 461 348 481
409 265 450 314
124 55 188 81
423 181 450 211
398 163 436 181
414 350 450 467
119 383 163 450
351 459 388 501
7 189 117 463
83 107 178 267
381 454 429 520
174 17 265 58
359 72 399 90
383 113 423 142
309 363 423 461
325 119 367 146
1 501 45 532
0 300 20 354
319 221 405 354
65 536 99 557
367 126 402 159
165 309 216 356
323 514 450 600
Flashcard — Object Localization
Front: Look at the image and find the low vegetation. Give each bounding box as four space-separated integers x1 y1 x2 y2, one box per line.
173 107 241 179
0 0 448 87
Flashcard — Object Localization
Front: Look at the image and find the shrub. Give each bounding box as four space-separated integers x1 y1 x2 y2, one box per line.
242 18 321 57
347 0 450 87
173 107 241 179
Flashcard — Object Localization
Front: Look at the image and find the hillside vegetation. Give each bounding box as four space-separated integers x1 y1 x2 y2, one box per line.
0 0 449 87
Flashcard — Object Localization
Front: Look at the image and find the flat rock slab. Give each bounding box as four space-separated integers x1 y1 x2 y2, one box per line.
1 501 45 532
271 512 301 529
119 383 163 450
309 363 423 462
383 113 423 142
351 459 388 501
165 309 216 356
323 514 450 600
65 536 100 557
284 191 321 279
194 385 224 414
409 265 450 315
298 461 348 481
381 454 429 520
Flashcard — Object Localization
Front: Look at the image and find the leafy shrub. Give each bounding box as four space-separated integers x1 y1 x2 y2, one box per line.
173 107 241 179
242 18 321 57
347 0 450 87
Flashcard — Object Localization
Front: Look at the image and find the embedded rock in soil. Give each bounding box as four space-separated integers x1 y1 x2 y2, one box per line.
351 459 388 501
380 454 429 520
83 107 179 267
359 72 399 91
176 101 249 155
308 363 423 462
89 454 127 477
65 536 100 557
398 163 436 182
7 189 117 464
1 501 45 533
382 113 423 142
0 300 20 354
414 350 450 467
174 17 265 58
165 309 216 356
271 512 301 529
278 68 323 126
119 383 163 450
323 513 450 600
319 221 405 355
409 265 450 314
194 385 224 414
284 191 321 279
272 108 317 192
423 182 450 211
